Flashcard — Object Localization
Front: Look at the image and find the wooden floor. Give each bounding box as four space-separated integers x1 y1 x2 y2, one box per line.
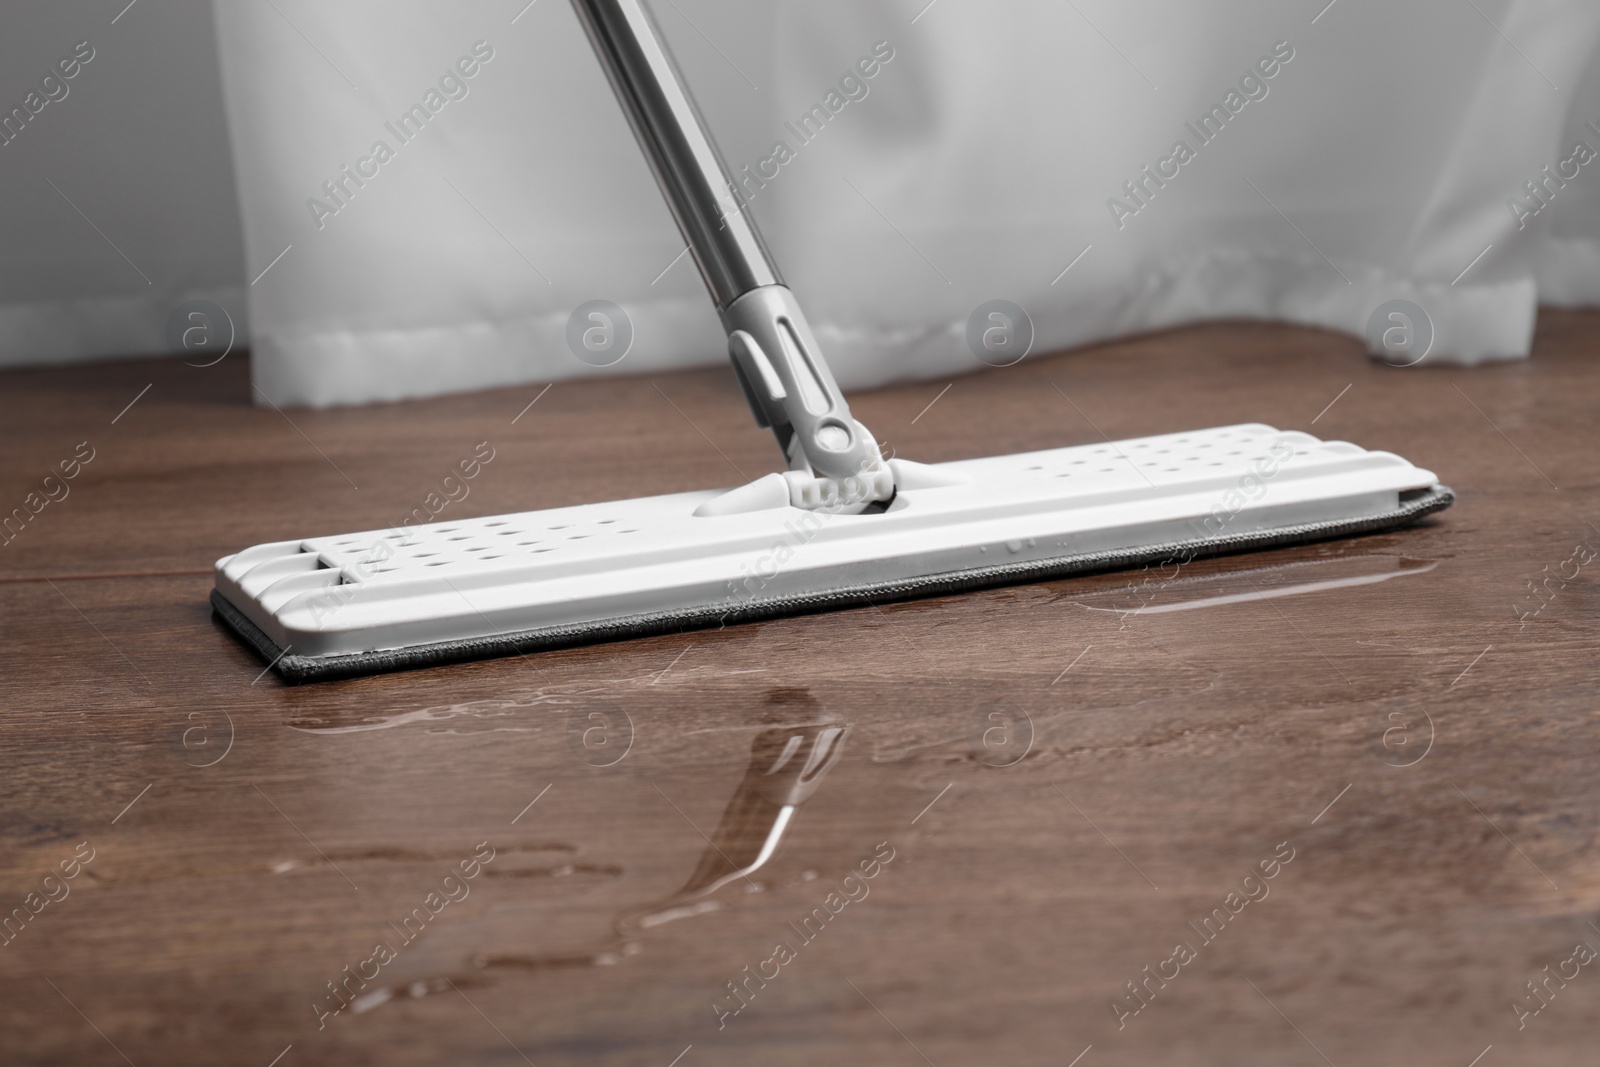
2 311 1598 1066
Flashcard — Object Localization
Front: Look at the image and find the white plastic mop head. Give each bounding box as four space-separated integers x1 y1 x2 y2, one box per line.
212 424 1450 682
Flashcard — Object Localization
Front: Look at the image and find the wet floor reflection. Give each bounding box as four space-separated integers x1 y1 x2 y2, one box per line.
621 720 848 933
354 709 850 1012
1075 553 1440 617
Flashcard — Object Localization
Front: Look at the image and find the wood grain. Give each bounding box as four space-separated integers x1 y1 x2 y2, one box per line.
1 312 1598 1065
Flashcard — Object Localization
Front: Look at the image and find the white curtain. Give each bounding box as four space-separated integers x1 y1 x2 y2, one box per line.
3 1 1599 408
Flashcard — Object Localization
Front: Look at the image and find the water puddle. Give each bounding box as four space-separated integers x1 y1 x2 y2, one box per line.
345 711 850 1014
1077 554 1439 617
287 690 579 735
618 720 846 933
288 668 775 737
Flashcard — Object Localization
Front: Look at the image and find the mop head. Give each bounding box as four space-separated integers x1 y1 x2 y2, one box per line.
212 424 1451 682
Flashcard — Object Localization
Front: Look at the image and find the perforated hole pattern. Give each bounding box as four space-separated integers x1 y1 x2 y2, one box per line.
311 514 645 578
303 427 1336 580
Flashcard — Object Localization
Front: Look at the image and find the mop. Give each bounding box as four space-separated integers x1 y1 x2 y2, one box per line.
211 0 1452 682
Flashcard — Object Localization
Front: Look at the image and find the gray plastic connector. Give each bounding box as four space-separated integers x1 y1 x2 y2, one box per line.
723 285 894 505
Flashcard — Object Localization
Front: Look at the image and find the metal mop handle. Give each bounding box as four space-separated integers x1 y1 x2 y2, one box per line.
570 0 891 494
